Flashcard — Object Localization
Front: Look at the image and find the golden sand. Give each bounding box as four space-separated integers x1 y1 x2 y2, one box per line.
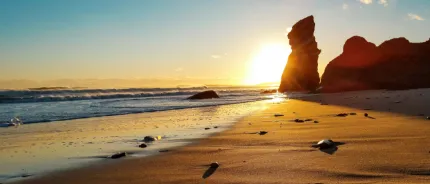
16 89 430 183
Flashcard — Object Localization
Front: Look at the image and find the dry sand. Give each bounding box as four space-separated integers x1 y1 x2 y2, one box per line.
16 89 430 184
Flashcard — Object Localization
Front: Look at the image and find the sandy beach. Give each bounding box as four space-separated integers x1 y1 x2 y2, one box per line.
13 89 430 184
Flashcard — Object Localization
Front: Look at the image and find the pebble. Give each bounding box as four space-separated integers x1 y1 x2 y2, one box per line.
364 113 369 117
138 143 147 148
210 162 219 168
258 131 268 135
110 152 127 159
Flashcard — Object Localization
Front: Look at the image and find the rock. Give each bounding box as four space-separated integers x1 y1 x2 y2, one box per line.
313 120 319 123
336 113 348 117
111 152 127 159
261 89 277 94
304 119 313 121
210 162 219 168
349 112 357 115
295 119 305 123
143 136 160 142
274 113 284 117
364 113 369 117
187 90 219 100
312 139 335 149
258 131 268 135
205 127 210 130
138 143 147 148
213 126 219 128
321 36 430 92
278 15 321 92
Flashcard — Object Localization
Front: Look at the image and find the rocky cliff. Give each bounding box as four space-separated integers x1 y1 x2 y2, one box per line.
320 36 430 92
278 15 321 92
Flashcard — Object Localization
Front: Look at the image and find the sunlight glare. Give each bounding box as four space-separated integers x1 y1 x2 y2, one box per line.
244 43 291 85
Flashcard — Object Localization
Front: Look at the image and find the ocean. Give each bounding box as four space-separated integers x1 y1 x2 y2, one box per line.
0 86 275 125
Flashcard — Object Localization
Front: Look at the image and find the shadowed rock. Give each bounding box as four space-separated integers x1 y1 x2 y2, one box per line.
320 36 430 92
110 152 127 159
202 162 219 179
187 90 219 100
279 15 321 92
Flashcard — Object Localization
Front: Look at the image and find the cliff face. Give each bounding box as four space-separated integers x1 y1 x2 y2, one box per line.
320 36 430 92
278 16 321 92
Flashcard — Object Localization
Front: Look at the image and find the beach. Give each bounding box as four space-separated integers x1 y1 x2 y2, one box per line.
12 88 430 184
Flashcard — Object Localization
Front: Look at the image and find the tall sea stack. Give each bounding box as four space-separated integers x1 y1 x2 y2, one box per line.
278 15 321 92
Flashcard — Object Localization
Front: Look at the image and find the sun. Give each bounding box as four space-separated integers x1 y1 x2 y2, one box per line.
244 43 291 85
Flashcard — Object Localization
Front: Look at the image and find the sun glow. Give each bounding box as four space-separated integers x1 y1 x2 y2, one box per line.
244 43 291 85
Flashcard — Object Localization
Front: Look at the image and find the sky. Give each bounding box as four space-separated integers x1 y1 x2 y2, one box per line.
0 0 429 88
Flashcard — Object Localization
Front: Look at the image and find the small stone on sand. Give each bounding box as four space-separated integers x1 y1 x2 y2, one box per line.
143 136 156 142
312 139 335 149
111 152 127 159
274 114 284 117
349 113 357 115
336 113 348 117
259 131 268 135
139 143 147 148
205 127 210 130
313 120 319 123
295 119 304 123
364 113 369 117
210 162 219 168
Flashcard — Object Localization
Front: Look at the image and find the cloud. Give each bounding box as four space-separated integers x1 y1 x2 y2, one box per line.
211 55 221 59
342 3 349 10
378 0 388 7
359 0 372 4
175 67 183 72
408 13 425 21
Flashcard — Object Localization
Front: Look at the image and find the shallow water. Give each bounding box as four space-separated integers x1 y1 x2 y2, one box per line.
0 97 284 183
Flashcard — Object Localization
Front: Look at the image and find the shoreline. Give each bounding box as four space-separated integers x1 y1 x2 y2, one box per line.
0 100 269 183
14 88 430 184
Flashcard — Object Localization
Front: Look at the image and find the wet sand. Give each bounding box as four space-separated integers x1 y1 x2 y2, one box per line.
15 89 430 183
0 102 264 183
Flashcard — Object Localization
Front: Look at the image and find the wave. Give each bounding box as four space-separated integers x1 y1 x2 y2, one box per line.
0 87 265 104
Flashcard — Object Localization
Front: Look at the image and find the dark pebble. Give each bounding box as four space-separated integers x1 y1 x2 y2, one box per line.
138 143 147 148
259 131 268 135
143 136 156 142
304 119 313 121
313 120 319 123
213 126 219 128
295 119 304 123
210 162 219 168
349 113 357 115
336 113 348 117
111 152 127 159
205 127 211 130
364 113 369 117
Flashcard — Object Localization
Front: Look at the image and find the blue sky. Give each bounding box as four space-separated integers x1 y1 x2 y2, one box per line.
0 0 429 88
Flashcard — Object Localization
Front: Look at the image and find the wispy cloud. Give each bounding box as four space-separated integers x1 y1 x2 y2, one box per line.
342 3 349 10
175 67 183 72
359 0 372 5
211 55 221 59
378 0 388 7
408 13 425 21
